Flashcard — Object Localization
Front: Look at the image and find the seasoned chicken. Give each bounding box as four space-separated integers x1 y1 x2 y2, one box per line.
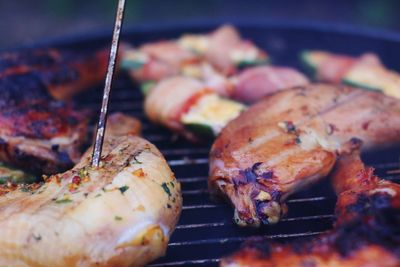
221 140 400 267
209 84 400 227
0 47 108 175
0 115 182 267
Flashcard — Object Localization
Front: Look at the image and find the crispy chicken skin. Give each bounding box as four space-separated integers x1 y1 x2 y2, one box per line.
0 115 182 267
0 48 108 175
221 141 400 267
209 84 400 227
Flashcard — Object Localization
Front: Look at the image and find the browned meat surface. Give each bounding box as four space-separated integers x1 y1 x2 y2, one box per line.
221 140 400 267
0 47 108 175
209 84 400 227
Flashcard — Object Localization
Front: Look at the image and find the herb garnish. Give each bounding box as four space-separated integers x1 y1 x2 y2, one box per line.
114 216 123 221
119 185 129 194
161 182 171 197
54 198 72 204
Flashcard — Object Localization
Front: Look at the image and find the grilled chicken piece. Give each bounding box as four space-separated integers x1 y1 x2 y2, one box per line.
0 100 89 175
209 84 400 227
221 140 400 267
0 47 108 175
0 115 182 267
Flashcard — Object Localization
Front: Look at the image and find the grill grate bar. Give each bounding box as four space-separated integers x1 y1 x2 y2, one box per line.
177 176 208 183
168 231 325 246
182 189 208 195
182 197 331 210
148 258 220 267
168 158 209 166
372 162 400 169
160 148 209 156
176 214 334 229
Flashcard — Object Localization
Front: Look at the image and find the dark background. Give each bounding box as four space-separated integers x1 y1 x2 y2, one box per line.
1 0 400 49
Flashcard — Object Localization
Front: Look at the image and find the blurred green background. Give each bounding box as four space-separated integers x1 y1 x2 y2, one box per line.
1 0 399 49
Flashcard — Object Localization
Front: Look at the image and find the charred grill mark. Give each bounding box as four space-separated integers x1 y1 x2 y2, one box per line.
345 193 393 217
41 67 80 87
0 49 61 73
0 73 50 107
333 207 400 258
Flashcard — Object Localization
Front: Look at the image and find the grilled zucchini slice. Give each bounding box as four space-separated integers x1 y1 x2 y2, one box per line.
343 64 400 99
181 94 246 138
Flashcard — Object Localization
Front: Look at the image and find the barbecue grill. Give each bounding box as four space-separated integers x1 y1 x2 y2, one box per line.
33 20 400 266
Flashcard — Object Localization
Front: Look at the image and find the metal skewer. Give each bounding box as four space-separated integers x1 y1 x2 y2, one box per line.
91 0 126 167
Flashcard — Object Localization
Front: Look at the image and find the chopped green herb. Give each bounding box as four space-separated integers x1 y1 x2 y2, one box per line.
119 185 129 194
169 181 175 188
114 216 123 221
54 198 73 204
161 182 171 197
132 156 142 164
95 193 102 198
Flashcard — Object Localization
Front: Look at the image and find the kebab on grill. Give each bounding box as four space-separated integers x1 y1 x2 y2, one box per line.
301 50 400 99
221 139 400 266
0 114 182 267
209 84 400 227
122 24 268 82
129 27 307 141
122 25 309 100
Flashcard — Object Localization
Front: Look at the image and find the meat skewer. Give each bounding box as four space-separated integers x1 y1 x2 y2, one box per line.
221 139 400 266
91 0 126 167
209 84 400 227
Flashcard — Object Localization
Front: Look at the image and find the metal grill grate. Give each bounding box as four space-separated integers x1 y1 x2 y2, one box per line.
77 73 400 267
71 21 400 266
